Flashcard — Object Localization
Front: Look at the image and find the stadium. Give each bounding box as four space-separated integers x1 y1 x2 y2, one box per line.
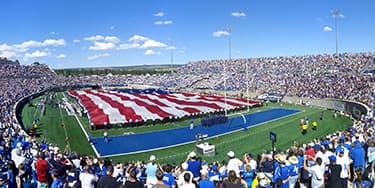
1 1 375 188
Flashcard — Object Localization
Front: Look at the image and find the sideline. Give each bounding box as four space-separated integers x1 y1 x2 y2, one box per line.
65 92 101 157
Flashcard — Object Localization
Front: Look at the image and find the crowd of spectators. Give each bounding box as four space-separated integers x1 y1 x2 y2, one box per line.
177 53 375 102
0 53 375 187
59 53 375 103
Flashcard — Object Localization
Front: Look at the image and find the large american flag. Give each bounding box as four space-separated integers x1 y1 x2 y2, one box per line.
68 89 261 126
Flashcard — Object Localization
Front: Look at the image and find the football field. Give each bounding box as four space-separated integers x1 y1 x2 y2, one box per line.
21 92 353 163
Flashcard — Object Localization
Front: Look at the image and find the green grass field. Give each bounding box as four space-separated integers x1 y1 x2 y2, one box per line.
21 92 353 164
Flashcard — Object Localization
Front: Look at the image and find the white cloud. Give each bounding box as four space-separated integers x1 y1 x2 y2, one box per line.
88 41 116 50
118 35 167 50
42 39 66 46
50 31 58 35
154 12 164 17
87 53 110 60
104 36 120 43
0 51 16 58
0 44 12 51
323 26 333 32
24 50 49 59
14 40 42 51
212 30 230 37
154 20 173 25
154 21 163 25
73 39 81 43
0 39 66 58
231 12 246 17
110 26 115 30
57 54 66 59
118 43 141 50
84 35 105 41
163 20 173 25
144 49 160 56
12 39 65 52
128 35 149 42
140 40 167 48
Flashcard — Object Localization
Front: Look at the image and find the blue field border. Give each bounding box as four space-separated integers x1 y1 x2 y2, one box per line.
92 108 302 157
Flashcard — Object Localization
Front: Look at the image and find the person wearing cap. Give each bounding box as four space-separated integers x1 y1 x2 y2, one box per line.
103 131 109 143
207 162 220 183
146 155 158 188
199 169 214 188
336 147 350 188
287 156 299 188
227 151 243 177
272 155 290 188
326 155 342 188
185 151 201 179
177 162 193 188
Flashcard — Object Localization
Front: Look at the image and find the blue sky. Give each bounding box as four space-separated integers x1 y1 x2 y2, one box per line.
0 0 374 68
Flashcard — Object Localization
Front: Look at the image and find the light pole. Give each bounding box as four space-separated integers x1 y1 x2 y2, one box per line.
331 9 341 56
224 26 232 117
246 61 249 112
169 38 174 74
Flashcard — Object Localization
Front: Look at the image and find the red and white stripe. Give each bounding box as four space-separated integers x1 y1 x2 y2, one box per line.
68 90 261 125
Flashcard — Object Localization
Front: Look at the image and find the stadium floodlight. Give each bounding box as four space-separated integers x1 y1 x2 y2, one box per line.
331 9 341 56
246 60 250 112
169 37 174 74
224 26 232 117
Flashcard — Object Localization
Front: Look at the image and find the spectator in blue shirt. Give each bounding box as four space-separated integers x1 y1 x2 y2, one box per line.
199 169 214 188
186 152 201 178
351 140 366 172
272 155 290 188
50 169 64 188
162 164 176 188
